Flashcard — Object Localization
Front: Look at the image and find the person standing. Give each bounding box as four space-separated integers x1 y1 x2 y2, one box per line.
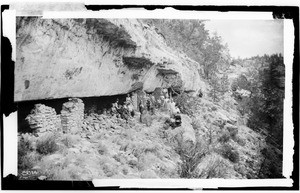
139 100 145 122
157 97 162 109
150 95 156 107
162 88 168 98
125 94 132 105
111 99 119 117
148 95 155 115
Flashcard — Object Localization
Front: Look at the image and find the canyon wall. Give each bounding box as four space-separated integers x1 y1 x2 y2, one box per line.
15 17 206 101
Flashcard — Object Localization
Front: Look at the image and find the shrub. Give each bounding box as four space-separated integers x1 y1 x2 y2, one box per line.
220 143 240 163
176 139 208 178
49 166 82 180
102 163 116 177
36 134 59 155
122 167 129 175
97 142 108 155
193 153 230 178
218 132 231 143
234 136 246 146
140 170 158 178
18 134 33 158
18 152 41 171
173 93 195 116
226 125 238 140
191 118 202 130
61 134 80 148
131 73 140 80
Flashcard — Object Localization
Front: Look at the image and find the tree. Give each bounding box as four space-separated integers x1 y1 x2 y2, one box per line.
246 54 284 147
202 33 227 79
209 73 230 102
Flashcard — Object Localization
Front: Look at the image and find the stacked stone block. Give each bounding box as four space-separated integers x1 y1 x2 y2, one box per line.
25 104 61 133
60 98 84 134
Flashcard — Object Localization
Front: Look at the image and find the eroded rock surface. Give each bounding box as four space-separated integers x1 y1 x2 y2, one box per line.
15 18 206 101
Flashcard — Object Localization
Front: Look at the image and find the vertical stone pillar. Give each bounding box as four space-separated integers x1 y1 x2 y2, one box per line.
131 92 138 111
60 98 84 134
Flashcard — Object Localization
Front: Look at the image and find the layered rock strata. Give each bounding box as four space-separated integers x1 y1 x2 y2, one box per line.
15 17 206 101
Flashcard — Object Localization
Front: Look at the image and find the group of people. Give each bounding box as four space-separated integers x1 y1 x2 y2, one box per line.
138 89 180 116
108 88 182 127
110 96 135 122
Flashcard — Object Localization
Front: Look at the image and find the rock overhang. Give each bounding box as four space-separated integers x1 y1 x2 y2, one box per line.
15 17 205 101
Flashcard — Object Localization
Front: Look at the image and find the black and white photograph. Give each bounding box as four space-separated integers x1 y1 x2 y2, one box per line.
15 15 286 181
2 3 297 189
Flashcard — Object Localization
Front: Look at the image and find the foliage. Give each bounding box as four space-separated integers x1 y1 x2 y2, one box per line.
246 54 284 147
191 118 203 130
131 73 140 81
143 19 230 80
18 134 41 171
174 137 208 178
173 93 196 116
234 136 246 146
18 134 33 157
97 142 108 155
258 146 283 178
202 34 230 79
231 74 251 92
18 152 41 171
227 126 238 140
209 73 230 102
36 134 59 155
166 74 184 93
143 19 208 64
218 132 231 143
144 19 233 105
192 153 230 178
220 143 240 163
61 134 80 148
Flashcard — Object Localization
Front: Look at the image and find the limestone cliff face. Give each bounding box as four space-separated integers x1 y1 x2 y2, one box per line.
15 17 206 101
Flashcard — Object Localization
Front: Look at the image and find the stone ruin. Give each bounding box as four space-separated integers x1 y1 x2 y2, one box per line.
25 98 84 135
61 98 84 134
25 104 61 134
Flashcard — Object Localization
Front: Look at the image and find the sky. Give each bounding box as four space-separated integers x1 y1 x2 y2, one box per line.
204 20 284 59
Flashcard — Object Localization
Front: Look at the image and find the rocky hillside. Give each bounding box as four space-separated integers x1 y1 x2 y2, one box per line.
18 95 268 180
15 18 206 101
17 18 283 180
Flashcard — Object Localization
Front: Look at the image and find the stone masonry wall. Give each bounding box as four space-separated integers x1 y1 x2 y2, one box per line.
25 104 61 133
60 98 84 134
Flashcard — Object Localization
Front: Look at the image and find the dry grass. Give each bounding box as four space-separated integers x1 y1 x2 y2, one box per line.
36 133 59 155
60 134 81 148
219 143 240 163
193 153 232 178
97 142 108 155
17 92 266 180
